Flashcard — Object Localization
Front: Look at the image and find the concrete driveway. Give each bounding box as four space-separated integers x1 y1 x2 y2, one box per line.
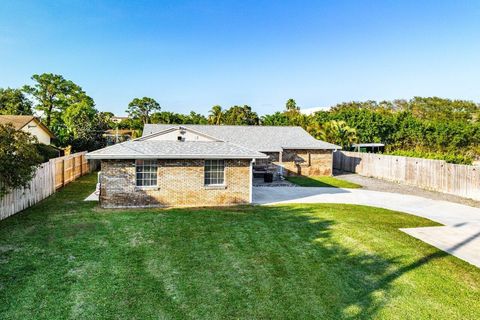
254 187 480 268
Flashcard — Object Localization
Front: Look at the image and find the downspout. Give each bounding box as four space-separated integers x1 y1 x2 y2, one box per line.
278 150 284 179
332 148 338 176
249 159 255 203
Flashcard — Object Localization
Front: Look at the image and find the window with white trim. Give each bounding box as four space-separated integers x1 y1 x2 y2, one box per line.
135 160 158 187
204 160 225 185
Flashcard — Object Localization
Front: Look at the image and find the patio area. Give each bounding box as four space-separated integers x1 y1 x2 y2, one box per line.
252 177 297 187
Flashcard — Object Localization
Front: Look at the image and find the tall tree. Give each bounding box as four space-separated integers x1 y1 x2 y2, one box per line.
407 96 479 122
0 88 33 115
23 73 90 127
151 111 184 124
185 111 208 124
126 97 161 124
0 124 42 197
223 105 259 125
284 98 306 126
261 112 290 126
61 102 112 152
208 105 224 125
62 101 98 140
285 98 299 112
320 120 358 148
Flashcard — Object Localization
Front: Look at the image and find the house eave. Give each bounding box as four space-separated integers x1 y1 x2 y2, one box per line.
281 146 342 150
86 154 269 160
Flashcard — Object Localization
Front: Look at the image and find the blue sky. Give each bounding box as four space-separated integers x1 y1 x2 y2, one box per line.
1 0 479 115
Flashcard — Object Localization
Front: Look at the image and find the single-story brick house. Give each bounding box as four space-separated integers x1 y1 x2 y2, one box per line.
86 125 340 208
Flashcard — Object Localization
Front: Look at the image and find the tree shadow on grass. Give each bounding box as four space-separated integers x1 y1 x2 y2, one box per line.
96 205 421 319
270 205 479 320
286 176 340 188
68 206 476 319
1 184 477 319
254 205 397 319
187 205 477 319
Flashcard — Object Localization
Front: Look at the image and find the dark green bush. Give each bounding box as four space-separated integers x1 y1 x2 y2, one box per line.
35 143 61 162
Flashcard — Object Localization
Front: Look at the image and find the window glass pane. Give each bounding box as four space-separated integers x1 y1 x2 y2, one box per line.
136 160 158 187
204 160 225 185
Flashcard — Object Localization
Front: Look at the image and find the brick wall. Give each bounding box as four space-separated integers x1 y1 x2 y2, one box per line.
278 149 333 176
100 159 251 208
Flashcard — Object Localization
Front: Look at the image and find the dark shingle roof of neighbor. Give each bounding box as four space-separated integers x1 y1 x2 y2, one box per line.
86 140 268 160
142 124 341 151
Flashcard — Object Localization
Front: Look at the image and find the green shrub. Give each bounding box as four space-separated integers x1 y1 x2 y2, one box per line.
0 124 43 197
385 150 473 165
35 143 61 162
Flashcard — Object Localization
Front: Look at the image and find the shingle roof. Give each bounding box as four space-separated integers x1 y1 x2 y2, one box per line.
143 124 341 151
0 115 54 137
0 115 35 130
86 140 268 160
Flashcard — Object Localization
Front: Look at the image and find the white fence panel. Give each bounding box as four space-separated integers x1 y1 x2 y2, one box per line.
0 152 97 220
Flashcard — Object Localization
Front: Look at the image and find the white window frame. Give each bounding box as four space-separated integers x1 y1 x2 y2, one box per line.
135 160 158 188
204 159 225 186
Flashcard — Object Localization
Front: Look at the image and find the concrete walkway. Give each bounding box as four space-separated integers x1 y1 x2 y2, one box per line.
335 172 480 208
254 187 480 267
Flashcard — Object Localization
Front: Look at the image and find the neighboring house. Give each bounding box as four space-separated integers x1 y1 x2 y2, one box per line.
103 129 136 145
111 116 129 123
86 125 341 208
300 106 331 115
0 115 54 145
352 143 385 153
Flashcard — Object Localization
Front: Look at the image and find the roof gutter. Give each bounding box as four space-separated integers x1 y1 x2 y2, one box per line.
86 154 269 160
281 146 342 150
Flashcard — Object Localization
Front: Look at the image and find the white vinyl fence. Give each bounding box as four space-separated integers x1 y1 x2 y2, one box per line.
333 151 480 201
0 152 98 220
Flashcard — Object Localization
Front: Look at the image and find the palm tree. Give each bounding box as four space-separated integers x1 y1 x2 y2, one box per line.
321 120 358 148
208 105 224 125
306 121 326 140
285 98 299 112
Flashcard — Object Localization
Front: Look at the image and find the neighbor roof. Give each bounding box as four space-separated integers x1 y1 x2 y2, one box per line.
86 140 268 160
0 115 54 137
352 143 385 147
143 124 341 151
0 115 36 130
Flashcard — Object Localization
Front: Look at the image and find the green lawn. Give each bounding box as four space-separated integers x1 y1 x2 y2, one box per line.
286 175 362 188
0 174 479 319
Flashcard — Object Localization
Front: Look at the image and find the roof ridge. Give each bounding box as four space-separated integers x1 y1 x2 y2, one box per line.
138 125 225 142
141 123 341 150
145 123 305 129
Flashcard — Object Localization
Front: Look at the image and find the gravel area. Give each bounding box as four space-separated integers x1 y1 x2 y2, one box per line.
334 171 480 208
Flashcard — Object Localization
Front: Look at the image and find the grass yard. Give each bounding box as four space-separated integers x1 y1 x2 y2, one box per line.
0 174 479 319
286 175 362 188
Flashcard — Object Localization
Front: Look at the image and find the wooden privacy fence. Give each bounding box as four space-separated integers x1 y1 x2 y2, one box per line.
53 152 91 190
0 152 98 220
333 151 480 201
